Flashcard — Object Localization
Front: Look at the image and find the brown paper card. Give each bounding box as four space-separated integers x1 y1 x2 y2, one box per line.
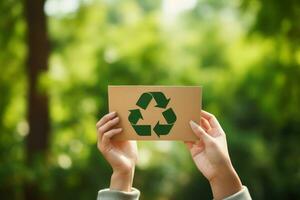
108 86 201 141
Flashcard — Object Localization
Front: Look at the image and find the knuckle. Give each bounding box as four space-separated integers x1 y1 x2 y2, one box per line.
98 126 105 133
102 131 108 138
107 119 114 126
103 114 109 121
96 122 102 129
106 130 113 136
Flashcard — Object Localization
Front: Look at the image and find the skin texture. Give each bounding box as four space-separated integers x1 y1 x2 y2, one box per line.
96 110 242 199
96 111 138 192
186 111 242 200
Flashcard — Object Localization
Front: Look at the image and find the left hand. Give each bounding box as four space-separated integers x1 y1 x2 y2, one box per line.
96 111 138 192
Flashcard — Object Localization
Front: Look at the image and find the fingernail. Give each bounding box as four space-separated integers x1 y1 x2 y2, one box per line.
189 120 198 130
111 111 117 115
114 117 119 121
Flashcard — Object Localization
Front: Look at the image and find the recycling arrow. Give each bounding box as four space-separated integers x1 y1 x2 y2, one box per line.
128 91 177 137
132 125 151 136
153 122 173 136
128 109 143 124
136 93 152 110
149 92 170 108
136 92 170 110
128 109 151 136
162 108 176 124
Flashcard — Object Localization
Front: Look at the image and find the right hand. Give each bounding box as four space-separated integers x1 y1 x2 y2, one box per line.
185 110 242 200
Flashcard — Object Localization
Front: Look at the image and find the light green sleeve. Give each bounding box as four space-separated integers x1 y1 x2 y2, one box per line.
223 186 252 200
97 188 140 200
97 186 250 200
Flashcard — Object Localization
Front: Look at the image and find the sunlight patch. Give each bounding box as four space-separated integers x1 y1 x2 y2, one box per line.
58 153 72 169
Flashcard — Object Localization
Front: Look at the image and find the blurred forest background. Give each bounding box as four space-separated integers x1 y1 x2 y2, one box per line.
0 0 299 199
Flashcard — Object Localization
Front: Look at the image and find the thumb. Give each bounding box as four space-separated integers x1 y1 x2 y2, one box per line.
189 120 212 143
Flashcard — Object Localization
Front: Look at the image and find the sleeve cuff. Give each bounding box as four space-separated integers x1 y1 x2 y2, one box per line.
97 187 140 200
223 186 252 200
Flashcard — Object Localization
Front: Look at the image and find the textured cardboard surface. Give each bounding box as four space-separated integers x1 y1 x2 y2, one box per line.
108 86 201 140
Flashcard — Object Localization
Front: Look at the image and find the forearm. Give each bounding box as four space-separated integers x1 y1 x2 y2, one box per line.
209 164 242 200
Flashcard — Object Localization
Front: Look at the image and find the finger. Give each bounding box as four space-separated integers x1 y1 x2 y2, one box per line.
98 117 120 134
201 110 221 129
101 128 123 149
189 120 212 143
96 111 117 128
200 117 211 131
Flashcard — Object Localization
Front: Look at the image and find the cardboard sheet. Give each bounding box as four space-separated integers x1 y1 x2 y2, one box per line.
108 86 201 140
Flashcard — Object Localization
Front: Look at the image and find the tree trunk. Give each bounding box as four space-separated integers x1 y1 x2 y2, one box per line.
24 0 50 199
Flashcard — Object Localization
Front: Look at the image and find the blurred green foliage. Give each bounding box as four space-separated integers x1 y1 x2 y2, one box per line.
0 0 299 199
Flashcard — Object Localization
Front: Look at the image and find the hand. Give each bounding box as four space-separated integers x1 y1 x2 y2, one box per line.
185 110 242 200
96 111 138 192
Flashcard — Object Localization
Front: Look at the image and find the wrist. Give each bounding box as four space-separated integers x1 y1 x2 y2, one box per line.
209 164 242 200
110 167 135 192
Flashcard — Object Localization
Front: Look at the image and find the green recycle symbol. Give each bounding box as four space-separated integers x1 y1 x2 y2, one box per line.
128 92 177 137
